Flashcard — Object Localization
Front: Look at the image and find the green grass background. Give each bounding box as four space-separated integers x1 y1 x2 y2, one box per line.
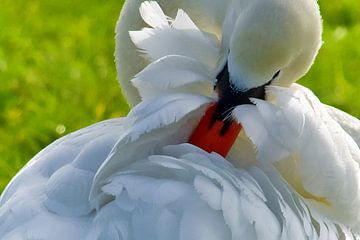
0 0 359 192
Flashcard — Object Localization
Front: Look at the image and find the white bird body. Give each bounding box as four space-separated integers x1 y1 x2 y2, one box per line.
2 85 360 239
1 0 360 239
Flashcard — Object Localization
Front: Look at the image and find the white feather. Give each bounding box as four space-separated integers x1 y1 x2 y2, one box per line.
2 1 360 239
194 175 222 210
139 1 169 29
116 0 231 106
326 105 360 148
129 8 220 70
90 94 212 208
132 55 214 100
232 105 290 163
172 9 198 30
0 119 125 239
234 84 360 232
44 165 94 217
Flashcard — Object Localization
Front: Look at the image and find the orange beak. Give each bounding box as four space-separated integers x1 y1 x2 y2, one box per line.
189 103 242 157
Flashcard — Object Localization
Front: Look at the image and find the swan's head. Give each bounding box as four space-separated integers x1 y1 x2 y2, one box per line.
213 0 322 117
124 0 322 112
224 0 322 92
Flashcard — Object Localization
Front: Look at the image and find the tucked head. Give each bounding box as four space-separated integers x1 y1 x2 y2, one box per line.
211 0 322 121
115 0 324 157
226 0 322 91
121 0 322 113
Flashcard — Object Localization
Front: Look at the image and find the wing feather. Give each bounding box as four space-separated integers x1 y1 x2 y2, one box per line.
326 105 360 148
139 1 169 29
132 55 214 100
116 0 230 106
234 84 360 232
90 94 212 208
129 26 220 69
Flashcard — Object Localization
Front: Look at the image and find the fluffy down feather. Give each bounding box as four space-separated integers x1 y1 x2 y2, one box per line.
132 55 214 100
129 2 220 70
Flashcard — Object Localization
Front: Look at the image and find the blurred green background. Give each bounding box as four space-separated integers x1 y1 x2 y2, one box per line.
0 0 359 192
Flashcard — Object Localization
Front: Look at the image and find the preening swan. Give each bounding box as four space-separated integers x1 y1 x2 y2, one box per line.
1 0 360 239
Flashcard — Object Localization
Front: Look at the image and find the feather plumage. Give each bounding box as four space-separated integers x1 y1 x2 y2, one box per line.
326 105 360 148
132 55 214 100
129 4 220 70
233 84 360 232
139 1 169 29
2 1 360 239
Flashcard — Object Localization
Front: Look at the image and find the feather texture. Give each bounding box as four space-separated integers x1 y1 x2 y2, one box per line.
2 92 360 238
115 0 230 106
90 93 212 207
326 105 360 148
233 84 360 232
139 1 169 29
129 3 220 70
132 55 214 100
1 1 360 239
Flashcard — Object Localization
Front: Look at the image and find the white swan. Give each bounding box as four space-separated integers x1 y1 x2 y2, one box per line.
1 0 360 239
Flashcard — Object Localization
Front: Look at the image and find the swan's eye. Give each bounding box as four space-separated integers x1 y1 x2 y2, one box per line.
272 70 281 80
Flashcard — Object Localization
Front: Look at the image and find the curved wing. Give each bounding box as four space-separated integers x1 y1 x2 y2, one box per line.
233 83 360 232
0 93 213 239
89 93 213 207
89 143 357 239
0 119 127 239
1 116 356 239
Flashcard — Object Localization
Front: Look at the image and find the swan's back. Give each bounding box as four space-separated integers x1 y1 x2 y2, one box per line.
1 92 359 239
0 119 126 239
2 0 360 239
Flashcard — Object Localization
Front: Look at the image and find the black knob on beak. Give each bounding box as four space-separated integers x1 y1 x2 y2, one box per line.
213 63 269 134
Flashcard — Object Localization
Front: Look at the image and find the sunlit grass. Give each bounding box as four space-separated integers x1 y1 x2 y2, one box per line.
0 0 128 190
0 0 359 192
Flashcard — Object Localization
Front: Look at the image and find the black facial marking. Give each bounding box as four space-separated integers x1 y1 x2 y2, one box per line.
272 70 281 79
213 63 271 135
